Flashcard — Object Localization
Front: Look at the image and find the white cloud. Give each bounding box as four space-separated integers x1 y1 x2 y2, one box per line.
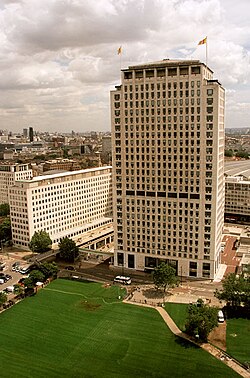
0 0 249 132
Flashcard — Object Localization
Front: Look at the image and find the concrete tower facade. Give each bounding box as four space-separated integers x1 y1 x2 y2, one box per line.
111 59 225 279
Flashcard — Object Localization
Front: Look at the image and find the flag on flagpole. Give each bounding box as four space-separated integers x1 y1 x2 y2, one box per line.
198 37 207 45
117 46 122 55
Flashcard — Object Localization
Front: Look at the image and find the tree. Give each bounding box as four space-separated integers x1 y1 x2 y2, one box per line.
29 270 45 284
0 218 12 242
224 149 234 157
23 277 36 290
0 203 10 217
235 150 249 159
59 237 79 262
185 299 218 342
23 270 45 289
13 284 25 298
29 231 52 253
214 273 250 307
153 263 178 293
0 291 7 307
38 262 58 279
33 155 46 161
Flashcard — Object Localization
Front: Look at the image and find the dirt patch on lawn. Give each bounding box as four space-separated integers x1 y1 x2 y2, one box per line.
77 300 101 311
208 322 227 351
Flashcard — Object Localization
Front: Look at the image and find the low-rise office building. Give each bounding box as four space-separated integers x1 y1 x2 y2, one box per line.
9 166 112 249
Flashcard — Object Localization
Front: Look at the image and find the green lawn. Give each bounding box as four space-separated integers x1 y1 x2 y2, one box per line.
0 279 240 378
164 303 188 331
226 318 250 365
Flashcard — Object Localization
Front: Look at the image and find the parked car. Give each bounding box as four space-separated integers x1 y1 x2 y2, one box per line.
5 286 15 293
19 266 30 275
64 266 75 271
12 262 20 271
5 274 12 281
18 277 27 287
0 262 6 271
218 310 225 323
0 275 7 283
0 278 5 284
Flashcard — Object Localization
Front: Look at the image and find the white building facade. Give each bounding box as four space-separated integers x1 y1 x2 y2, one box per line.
9 166 112 248
111 59 225 279
0 163 32 204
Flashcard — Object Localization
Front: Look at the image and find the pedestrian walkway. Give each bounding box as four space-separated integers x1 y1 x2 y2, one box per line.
213 263 227 282
124 298 250 378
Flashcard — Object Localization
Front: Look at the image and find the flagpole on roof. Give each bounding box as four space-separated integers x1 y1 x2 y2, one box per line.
198 36 208 68
206 36 208 68
117 46 122 81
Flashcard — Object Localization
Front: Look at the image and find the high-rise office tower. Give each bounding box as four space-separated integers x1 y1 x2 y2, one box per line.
111 59 225 279
29 127 34 142
23 128 28 138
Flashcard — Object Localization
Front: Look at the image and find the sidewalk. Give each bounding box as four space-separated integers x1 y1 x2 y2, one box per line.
128 284 222 307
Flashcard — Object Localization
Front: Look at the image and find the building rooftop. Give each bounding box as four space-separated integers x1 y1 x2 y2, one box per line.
125 59 213 73
19 165 112 183
225 160 250 179
0 161 28 167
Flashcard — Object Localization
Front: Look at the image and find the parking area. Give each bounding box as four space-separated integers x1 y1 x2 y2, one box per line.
0 252 30 293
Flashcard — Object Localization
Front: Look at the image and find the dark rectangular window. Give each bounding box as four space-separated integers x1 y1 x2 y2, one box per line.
168 193 177 198
117 252 124 266
191 66 200 74
128 254 135 268
168 68 177 76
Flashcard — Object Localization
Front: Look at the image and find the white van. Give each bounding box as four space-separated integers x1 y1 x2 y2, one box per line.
218 310 225 323
114 276 131 285
19 266 30 275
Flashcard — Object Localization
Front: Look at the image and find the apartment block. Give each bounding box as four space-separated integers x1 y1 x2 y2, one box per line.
111 59 225 279
9 166 112 248
0 162 33 204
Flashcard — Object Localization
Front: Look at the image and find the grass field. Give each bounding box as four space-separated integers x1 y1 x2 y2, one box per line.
164 303 188 331
0 279 240 378
226 318 250 365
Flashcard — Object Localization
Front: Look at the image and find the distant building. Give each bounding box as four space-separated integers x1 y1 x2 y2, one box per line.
225 160 250 220
102 136 112 154
111 59 225 279
0 143 15 152
23 128 28 138
43 158 81 172
3 149 14 160
29 127 34 142
0 163 33 204
80 145 92 154
9 166 112 249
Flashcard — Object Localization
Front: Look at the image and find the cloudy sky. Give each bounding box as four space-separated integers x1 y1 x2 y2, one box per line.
0 0 249 133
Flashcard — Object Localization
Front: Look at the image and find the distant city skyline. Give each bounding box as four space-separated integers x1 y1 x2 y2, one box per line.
0 0 249 133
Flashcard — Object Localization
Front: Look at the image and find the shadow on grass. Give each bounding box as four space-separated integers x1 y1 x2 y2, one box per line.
174 335 200 350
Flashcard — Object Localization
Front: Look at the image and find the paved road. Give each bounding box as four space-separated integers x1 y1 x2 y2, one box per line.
58 259 154 285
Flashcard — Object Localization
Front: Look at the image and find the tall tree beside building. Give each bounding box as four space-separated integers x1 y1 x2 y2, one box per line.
59 238 79 262
29 231 52 253
153 263 178 293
